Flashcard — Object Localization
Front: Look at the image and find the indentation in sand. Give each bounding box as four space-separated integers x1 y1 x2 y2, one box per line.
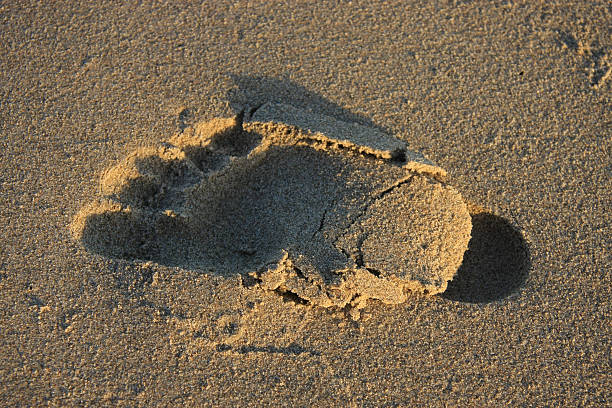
71 103 472 311
556 30 611 89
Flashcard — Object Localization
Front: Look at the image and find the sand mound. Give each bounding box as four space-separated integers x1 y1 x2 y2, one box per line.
71 103 472 311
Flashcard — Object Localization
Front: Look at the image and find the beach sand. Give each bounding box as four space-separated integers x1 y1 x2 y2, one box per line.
0 1 610 406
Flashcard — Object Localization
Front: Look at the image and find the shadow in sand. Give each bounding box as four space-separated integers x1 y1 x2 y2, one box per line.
226 73 390 134
441 213 530 303
78 144 356 277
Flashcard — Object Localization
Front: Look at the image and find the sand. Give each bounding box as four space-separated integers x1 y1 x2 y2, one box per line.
72 103 472 312
0 1 610 406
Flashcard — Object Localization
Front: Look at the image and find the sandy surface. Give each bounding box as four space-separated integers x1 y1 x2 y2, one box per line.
1 1 610 406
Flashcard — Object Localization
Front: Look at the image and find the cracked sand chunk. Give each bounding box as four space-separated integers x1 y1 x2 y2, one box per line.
249 102 446 179
335 176 472 295
72 103 472 311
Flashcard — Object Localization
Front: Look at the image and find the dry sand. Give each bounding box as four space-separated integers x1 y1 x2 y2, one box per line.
0 1 610 406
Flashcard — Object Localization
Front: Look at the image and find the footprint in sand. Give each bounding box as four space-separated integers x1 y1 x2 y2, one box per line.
71 103 472 311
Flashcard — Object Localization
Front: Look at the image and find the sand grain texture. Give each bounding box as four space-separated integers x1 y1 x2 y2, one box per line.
0 1 609 406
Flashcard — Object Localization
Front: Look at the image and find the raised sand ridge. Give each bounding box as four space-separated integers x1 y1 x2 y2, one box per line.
71 103 472 311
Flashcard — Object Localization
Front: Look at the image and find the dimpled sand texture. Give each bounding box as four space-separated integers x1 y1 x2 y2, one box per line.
71 103 472 311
